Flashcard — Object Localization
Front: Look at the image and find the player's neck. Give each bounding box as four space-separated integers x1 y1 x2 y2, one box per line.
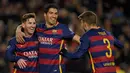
45 24 55 28
24 32 33 38
89 26 100 30
45 22 58 28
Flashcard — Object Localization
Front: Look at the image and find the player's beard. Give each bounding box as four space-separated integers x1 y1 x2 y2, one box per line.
50 20 56 25
48 18 57 26
50 18 57 25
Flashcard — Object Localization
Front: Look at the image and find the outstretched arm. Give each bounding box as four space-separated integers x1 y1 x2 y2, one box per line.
114 38 124 49
73 34 80 44
60 35 89 59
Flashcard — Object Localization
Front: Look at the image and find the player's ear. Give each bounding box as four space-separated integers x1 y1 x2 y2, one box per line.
84 22 88 27
21 23 25 28
44 13 46 17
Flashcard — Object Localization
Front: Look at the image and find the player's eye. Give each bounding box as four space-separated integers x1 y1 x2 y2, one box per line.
33 22 36 24
28 22 32 24
49 12 53 14
55 12 58 15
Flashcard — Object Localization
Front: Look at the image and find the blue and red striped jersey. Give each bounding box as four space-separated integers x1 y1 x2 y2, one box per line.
61 28 124 73
5 34 38 73
36 23 75 73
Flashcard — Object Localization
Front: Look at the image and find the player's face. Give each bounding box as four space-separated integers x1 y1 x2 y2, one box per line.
80 20 84 28
80 20 88 31
23 18 36 35
44 8 58 25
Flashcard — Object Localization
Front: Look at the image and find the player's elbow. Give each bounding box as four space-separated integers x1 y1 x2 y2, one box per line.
5 53 10 61
5 52 13 62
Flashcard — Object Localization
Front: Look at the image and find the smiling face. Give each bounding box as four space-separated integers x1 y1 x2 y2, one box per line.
22 18 36 36
44 8 58 26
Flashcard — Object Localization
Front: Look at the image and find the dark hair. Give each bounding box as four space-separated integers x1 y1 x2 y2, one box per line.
44 3 59 13
21 13 36 23
78 11 98 25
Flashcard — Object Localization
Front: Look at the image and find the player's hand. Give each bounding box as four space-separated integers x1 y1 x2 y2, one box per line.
17 59 27 69
16 25 25 43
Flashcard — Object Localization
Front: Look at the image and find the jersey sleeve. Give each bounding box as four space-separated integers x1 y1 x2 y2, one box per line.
114 38 124 49
60 34 90 59
62 24 75 39
5 40 22 62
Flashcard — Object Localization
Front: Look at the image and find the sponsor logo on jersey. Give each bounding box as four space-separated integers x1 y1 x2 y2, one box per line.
52 30 57 34
23 51 38 58
38 36 53 45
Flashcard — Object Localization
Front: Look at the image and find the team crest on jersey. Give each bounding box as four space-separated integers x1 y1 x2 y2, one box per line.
16 43 26 48
52 30 57 34
19 44 23 47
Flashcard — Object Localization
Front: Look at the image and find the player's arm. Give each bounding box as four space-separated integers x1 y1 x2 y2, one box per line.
16 24 25 43
63 24 80 44
73 34 80 44
114 38 124 49
5 40 21 62
60 35 89 59
5 39 27 68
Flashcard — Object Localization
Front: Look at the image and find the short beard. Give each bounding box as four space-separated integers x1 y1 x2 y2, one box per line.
49 21 56 25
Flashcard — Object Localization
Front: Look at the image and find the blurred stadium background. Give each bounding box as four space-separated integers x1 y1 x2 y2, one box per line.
0 0 129 73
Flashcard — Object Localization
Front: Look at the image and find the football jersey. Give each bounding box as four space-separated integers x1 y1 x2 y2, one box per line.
36 23 74 73
6 34 38 73
60 28 123 73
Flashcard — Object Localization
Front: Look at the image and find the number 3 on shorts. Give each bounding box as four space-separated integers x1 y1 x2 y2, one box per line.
103 38 112 58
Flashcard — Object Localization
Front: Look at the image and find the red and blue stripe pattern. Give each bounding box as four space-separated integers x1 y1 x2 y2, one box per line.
60 28 123 73
87 29 116 73
36 23 74 73
6 34 38 73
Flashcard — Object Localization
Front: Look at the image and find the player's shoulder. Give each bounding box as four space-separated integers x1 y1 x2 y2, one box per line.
9 37 17 43
81 32 89 39
101 28 112 35
37 23 45 28
58 23 68 28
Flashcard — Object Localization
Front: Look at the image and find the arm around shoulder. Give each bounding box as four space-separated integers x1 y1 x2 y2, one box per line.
73 34 80 44
16 25 25 43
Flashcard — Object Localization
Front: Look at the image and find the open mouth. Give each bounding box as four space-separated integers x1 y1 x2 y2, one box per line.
30 28 35 31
